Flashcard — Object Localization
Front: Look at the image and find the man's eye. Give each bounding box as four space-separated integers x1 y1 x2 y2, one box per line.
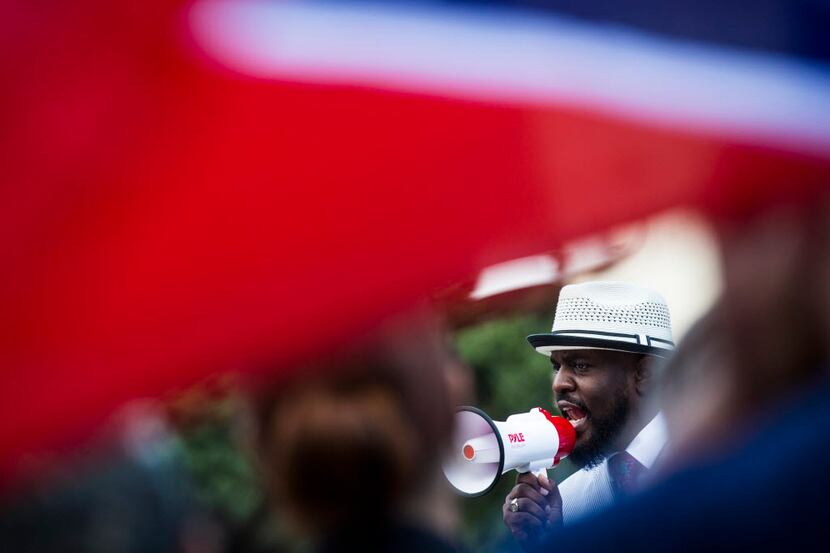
551 362 561 372
573 362 590 372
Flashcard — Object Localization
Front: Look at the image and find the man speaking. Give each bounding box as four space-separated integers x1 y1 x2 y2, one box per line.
503 281 673 551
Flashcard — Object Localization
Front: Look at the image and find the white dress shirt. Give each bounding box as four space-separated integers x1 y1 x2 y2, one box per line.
556 412 667 525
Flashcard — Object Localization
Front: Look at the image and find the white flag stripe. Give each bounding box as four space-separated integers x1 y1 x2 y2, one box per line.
189 0 830 156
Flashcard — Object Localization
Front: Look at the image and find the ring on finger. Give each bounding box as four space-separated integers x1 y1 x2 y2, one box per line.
509 497 520 513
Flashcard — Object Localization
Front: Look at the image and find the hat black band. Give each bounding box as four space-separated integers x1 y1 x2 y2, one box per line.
527 330 673 358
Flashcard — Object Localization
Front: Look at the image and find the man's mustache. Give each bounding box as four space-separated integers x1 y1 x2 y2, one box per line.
556 395 590 413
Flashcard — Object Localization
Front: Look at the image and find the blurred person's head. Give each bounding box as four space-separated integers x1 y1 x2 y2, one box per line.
658 195 830 467
527 281 673 468
252 311 454 542
714 197 830 422
657 306 734 467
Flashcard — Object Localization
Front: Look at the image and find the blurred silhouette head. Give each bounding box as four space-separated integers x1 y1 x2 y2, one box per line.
254 312 453 538
657 307 733 467
659 195 830 467
716 198 830 419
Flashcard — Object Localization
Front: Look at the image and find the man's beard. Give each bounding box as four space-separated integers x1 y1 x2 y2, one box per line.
567 387 630 469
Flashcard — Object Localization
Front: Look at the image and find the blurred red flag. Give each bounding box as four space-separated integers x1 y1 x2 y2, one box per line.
0 0 828 482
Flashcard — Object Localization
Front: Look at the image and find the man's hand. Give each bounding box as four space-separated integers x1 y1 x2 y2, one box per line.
503 471 563 552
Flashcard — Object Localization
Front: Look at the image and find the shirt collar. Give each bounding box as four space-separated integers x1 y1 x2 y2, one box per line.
624 412 667 469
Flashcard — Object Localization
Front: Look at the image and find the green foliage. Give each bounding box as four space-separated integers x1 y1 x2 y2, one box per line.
175 422 263 525
455 313 577 553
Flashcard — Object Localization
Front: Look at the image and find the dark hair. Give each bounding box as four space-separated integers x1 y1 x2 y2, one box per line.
253 316 452 535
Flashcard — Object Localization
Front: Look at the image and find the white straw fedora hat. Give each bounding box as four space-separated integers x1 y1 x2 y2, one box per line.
527 281 674 358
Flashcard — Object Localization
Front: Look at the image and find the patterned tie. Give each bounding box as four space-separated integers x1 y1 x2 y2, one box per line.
607 451 647 499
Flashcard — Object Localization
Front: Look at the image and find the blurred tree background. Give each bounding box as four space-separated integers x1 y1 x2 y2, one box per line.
167 376 292 553
454 313 577 553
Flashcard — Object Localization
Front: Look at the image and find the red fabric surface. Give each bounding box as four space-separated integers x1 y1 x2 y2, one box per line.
1 1 828 482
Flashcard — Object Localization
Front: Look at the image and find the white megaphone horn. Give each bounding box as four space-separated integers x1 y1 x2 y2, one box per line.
442 406 576 497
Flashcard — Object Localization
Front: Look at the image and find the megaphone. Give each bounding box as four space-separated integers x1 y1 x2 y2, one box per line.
442 406 576 497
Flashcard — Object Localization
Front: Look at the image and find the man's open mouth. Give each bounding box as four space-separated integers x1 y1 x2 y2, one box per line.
558 401 589 431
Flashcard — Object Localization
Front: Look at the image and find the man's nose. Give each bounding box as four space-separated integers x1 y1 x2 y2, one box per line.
553 367 576 395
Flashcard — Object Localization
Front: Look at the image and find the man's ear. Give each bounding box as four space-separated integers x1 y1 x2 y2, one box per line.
634 356 653 396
